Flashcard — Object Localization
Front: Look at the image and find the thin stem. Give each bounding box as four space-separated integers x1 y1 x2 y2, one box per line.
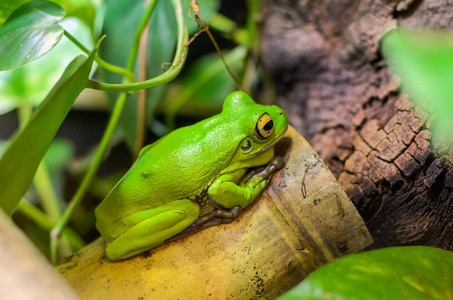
17 201 85 251
50 0 188 265
191 4 242 91
64 31 136 83
202 24 241 90
126 0 158 71
34 163 62 221
50 93 128 265
165 46 246 130
135 0 151 158
87 60 187 91
87 0 189 92
63 30 89 52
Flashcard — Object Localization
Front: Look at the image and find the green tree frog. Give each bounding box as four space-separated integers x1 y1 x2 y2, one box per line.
95 91 288 260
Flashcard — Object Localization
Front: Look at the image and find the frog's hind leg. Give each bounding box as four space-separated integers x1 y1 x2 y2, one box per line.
105 200 199 260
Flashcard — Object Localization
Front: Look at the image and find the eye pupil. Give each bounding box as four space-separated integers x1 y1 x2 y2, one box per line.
241 138 253 153
263 120 273 131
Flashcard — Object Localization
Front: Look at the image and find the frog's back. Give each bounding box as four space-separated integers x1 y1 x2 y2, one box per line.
96 115 242 224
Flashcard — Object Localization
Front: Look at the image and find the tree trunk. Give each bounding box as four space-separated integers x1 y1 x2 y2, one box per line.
260 0 453 250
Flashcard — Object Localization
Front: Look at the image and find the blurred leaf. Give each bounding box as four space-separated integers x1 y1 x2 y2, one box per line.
55 0 96 30
179 46 246 107
209 13 238 35
0 1 66 71
100 0 172 150
279 246 453 300
0 141 9 157
0 49 96 216
43 139 74 200
163 46 247 128
0 0 30 26
0 17 93 115
44 139 74 173
100 0 219 151
381 29 453 149
0 0 96 30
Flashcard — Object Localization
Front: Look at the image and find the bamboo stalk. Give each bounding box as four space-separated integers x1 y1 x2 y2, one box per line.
57 126 372 299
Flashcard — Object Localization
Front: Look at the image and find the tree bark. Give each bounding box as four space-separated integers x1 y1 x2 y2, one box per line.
260 0 453 250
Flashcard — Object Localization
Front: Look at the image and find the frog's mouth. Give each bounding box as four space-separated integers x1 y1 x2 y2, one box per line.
257 124 288 154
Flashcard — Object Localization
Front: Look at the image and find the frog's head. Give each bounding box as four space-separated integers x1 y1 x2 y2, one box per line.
221 91 288 170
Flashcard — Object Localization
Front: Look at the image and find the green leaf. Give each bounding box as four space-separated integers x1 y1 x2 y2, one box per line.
0 0 66 71
100 0 171 149
381 29 453 149
43 139 74 201
279 246 453 300
100 0 219 151
0 0 96 31
0 17 93 115
0 49 96 216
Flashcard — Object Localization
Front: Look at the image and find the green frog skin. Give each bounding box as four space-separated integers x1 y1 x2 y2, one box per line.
95 91 288 260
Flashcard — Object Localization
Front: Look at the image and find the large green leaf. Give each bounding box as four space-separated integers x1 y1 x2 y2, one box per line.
0 17 93 115
0 1 65 71
279 246 453 300
0 50 96 216
0 0 95 29
100 0 219 150
381 29 453 149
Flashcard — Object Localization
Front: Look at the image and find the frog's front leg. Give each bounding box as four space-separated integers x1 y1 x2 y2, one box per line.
166 156 284 243
246 155 284 189
210 155 284 209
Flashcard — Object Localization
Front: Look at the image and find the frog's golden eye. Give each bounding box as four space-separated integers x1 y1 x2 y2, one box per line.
240 138 253 153
254 113 274 140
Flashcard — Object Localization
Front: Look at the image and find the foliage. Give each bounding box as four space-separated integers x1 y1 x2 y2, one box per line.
0 17 93 114
100 0 219 149
0 51 96 215
280 246 453 300
0 1 66 71
0 0 265 264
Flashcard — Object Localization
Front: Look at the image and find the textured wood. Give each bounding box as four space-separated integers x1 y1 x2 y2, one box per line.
260 0 453 250
57 126 371 300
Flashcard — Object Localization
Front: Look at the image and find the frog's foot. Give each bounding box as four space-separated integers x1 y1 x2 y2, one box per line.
253 155 284 183
165 206 242 243
242 155 284 192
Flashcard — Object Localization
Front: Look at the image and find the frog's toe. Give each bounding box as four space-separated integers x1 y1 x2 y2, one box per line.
247 176 265 187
